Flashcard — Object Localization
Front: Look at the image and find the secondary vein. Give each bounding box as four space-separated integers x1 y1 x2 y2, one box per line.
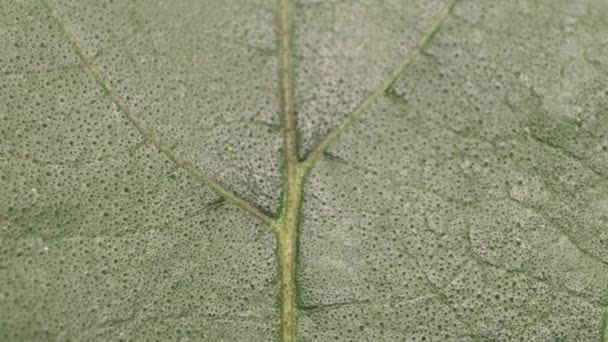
40 0 274 228
300 0 458 177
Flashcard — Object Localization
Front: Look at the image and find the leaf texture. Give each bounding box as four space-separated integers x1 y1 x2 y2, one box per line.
1 0 608 341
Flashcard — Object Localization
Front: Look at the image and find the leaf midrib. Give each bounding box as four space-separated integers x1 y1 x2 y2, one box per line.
41 0 459 340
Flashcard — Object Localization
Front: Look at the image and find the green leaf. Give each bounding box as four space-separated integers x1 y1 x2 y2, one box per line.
1 0 608 341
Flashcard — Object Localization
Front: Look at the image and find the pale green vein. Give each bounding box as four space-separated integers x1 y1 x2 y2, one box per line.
277 0 299 187
275 0 302 341
40 0 274 228
300 0 458 177
271 1 460 341
271 2 460 341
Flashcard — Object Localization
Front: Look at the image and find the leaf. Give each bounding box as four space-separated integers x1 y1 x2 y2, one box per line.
1 0 608 341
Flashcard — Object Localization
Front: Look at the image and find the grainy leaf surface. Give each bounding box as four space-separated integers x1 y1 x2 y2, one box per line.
1 0 608 341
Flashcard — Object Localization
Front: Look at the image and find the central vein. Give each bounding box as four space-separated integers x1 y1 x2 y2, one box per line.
276 0 302 341
273 0 459 340
278 0 298 171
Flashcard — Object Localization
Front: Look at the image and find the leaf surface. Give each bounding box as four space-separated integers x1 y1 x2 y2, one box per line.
1 0 608 341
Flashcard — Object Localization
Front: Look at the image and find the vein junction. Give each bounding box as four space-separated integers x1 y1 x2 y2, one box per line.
273 1 457 341
43 0 458 340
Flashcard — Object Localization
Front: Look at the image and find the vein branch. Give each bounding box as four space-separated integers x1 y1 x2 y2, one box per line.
300 0 458 177
272 2 459 341
40 0 274 228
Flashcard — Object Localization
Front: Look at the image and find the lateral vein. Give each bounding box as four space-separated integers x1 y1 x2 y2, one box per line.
40 0 274 228
300 0 458 176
